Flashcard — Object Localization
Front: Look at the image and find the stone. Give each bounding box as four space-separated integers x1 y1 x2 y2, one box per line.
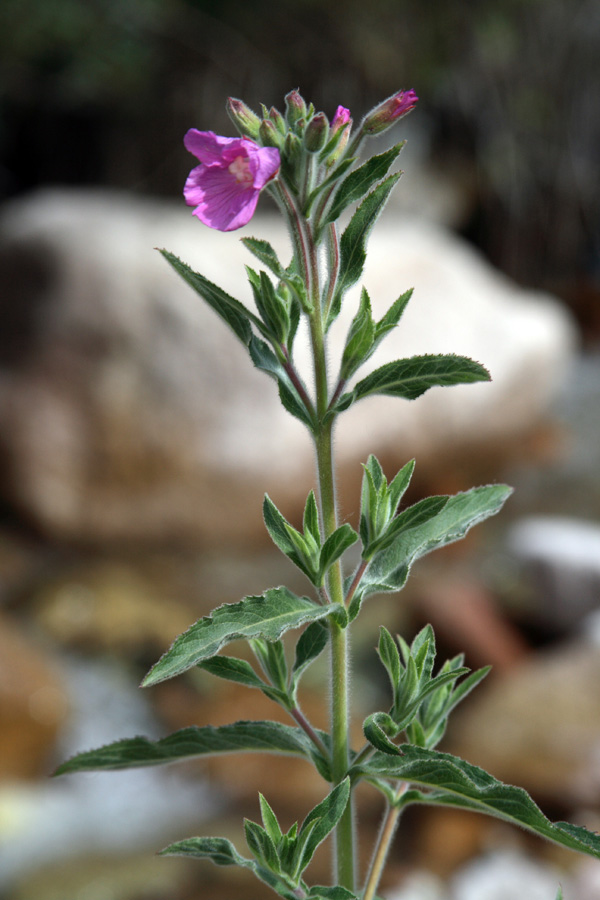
0 188 576 545
447 641 600 807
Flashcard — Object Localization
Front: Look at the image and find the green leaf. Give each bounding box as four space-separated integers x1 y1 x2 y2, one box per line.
318 524 359 584
54 720 324 775
160 835 250 866
378 626 401 699
242 236 285 278
248 336 315 429
363 711 403 755
354 746 600 860
263 495 320 584
367 495 449 558
362 484 513 595
352 354 491 403
291 621 329 694
257 269 290 343
198 656 266 690
160 836 299 900
308 888 359 900
303 490 321 548
340 288 375 381
158 249 258 345
245 819 280 873
335 174 401 302
294 779 351 874
374 288 413 342
324 143 405 225
259 793 284 845
142 588 338 686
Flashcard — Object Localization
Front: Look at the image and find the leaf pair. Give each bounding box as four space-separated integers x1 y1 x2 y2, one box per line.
159 779 351 899
264 491 358 589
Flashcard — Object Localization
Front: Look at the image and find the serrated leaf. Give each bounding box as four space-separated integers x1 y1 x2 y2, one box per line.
353 354 491 403
324 143 405 225
318 524 359 583
242 237 285 278
353 746 600 860
159 249 258 345
334 174 401 306
143 588 338 686
54 720 324 775
362 484 513 595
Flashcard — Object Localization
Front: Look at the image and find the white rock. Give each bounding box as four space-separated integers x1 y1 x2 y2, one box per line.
0 188 576 543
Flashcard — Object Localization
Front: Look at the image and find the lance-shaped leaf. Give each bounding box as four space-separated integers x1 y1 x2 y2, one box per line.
249 337 315 429
329 174 401 326
54 720 327 775
318 524 359 584
161 836 299 900
350 354 490 404
293 779 351 875
308 888 359 900
242 236 285 278
353 746 600 860
362 484 513 595
323 143 405 225
159 249 259 345
143 588 339 686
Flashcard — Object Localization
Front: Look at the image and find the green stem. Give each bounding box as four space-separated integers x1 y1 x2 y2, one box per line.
362 786 407 900
306 227 355 890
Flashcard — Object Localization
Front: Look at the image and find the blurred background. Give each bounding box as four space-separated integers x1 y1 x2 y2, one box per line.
1 1 600 898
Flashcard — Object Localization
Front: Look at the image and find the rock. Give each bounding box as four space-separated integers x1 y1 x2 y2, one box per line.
0 188 576 545
506 516 600 631
447 641 600 807
0 613 68 779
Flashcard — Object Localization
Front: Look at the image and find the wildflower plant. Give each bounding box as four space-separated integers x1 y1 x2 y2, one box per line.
56 89 600 898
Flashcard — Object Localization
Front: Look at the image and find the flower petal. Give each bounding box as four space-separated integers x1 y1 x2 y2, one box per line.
185 164 258 231
183 130 242 165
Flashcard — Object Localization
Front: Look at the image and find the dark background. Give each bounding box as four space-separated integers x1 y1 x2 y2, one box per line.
1 0 600 335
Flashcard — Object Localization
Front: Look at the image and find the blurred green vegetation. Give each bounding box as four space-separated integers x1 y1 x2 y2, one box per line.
1 0 599 302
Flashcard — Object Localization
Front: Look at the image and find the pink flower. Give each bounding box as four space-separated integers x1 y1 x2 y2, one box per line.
331 106 351 131
183 130 280 232
362 90 419 135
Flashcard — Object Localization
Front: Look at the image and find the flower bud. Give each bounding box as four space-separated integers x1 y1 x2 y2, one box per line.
226 97 261 140
361 89 418 136
303 112 329 152
284 89 307 127
331 106 351 133
269 106 287 136
259 118 284 149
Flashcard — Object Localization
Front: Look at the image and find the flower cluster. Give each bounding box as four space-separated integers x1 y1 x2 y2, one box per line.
183 88 417 232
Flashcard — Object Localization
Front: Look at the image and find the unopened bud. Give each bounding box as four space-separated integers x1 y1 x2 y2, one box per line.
303 113 329 152
285 89 307 127
361 89 418 136
259 118 284 149
269 106 287 136
226 97 261 140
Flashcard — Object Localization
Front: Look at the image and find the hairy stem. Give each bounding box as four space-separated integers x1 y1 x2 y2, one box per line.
363 785 407 900
306 221 355 890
